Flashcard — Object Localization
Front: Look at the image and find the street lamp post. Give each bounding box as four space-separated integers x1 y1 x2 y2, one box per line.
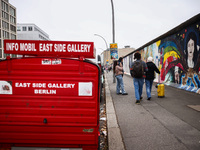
94 34 109 66
110 0 116 83
94 34 109 50
110 0 115 43
95 0 116 82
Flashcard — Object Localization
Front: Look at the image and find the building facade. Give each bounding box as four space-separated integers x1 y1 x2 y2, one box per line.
17 23 50 41
0 0 17 59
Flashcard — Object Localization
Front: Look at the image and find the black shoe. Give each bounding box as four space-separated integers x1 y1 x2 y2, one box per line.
147 97 151 100
135 100 140 105
117 93 122 95
122 93 128 95
140 97 143 100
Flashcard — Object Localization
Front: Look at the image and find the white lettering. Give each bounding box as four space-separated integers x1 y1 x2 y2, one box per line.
32 83 46 88
34 89 56 94
39 43 53 52
67 44 72 52
67 44 91 53
15 82 31 88
54 44 66 52
86 45 91 52
48 83 75 88
6 43 19 51
20 43 36 51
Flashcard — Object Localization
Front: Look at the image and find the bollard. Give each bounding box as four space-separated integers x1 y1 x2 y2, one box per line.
156 83 165 98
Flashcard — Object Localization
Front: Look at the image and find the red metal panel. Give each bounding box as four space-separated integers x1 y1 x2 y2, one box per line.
0 57 100 149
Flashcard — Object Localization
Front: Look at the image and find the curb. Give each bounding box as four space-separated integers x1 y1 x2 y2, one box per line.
105 74 125 150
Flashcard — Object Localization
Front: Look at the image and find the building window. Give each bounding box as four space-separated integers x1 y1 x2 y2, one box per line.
28 26 33 31
1 1 8 12
10 16 16 24
22 26 27 31
2 11 9 21
10 25 16 32
2 21 9 30
10 6 16 16
39 34 47 40
11 34 16 39
3 30 9 39
17 26 21 31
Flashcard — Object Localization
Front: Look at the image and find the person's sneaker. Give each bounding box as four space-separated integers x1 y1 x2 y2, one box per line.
135 100 140 105
140 96 143 100
147 97 151 100
122 93 128 95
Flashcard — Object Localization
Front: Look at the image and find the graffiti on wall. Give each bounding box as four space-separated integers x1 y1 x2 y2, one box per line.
123 21 200 94
158 23 200 94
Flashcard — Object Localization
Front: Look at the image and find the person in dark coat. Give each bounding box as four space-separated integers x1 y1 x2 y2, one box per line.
145 56 160 100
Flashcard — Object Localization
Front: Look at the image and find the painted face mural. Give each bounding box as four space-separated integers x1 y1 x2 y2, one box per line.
180 30 200 92
187 39 195 60
123 22 200 94
185 31 198 67
158 29 200 94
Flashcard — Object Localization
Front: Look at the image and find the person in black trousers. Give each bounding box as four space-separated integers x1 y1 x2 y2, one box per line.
145 56 160 100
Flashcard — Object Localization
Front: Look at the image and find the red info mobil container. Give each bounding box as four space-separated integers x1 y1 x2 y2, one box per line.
0 40 100 150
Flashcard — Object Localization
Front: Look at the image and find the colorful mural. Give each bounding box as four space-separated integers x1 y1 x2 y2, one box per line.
123 19 200 94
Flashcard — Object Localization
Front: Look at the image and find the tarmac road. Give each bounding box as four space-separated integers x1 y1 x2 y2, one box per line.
105 71 200 150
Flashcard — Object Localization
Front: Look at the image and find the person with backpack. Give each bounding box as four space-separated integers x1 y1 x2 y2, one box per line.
115 57 128 95
145 56 160 100
130 53 148 104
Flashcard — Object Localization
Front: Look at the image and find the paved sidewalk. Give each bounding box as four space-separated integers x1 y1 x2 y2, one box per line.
105 71 200 150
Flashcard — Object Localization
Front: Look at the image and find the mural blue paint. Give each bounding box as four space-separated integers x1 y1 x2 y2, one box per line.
123 18 200 94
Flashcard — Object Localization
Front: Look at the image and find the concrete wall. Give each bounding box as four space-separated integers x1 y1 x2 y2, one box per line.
123 14 200 94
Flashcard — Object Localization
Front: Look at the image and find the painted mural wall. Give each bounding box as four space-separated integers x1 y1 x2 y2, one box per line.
123 20 200 94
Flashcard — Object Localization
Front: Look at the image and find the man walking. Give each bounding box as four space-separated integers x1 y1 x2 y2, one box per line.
130 53 148 104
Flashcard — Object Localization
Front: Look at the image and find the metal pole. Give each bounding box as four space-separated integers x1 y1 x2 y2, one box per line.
110 0 116 83
110 0 115 43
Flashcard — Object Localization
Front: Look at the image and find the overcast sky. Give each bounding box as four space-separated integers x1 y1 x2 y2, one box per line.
10 0 200 58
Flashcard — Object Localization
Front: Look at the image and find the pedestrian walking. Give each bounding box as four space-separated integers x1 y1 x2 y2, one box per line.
130 53 148 104
115 57 128 95
106 66 108 73
145 56 160 100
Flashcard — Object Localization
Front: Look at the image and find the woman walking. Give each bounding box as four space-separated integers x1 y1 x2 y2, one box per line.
115 57 128 95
